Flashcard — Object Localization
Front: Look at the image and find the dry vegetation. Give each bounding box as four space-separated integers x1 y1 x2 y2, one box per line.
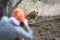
13 0 60 16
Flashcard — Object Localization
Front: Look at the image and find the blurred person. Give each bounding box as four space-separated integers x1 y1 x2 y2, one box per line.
10 8 33 40
0 0 33 40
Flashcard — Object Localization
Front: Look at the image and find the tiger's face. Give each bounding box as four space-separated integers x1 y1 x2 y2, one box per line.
26 11 38 20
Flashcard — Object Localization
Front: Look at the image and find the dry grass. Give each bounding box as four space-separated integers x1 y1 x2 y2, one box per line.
13 0 60 16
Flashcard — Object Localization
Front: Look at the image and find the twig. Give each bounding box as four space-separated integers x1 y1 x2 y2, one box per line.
14 0 22 9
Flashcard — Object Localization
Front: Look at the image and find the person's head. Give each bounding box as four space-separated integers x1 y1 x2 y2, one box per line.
13 8 25 23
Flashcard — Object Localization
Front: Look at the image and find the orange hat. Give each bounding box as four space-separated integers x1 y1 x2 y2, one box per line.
13 8 25 22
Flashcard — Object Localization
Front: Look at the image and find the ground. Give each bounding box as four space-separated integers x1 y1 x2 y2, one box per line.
30 16 60 40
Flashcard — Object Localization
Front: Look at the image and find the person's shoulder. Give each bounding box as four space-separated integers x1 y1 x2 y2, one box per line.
1 16 9 22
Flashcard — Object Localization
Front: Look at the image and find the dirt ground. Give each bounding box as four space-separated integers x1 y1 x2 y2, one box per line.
30 17 60 40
